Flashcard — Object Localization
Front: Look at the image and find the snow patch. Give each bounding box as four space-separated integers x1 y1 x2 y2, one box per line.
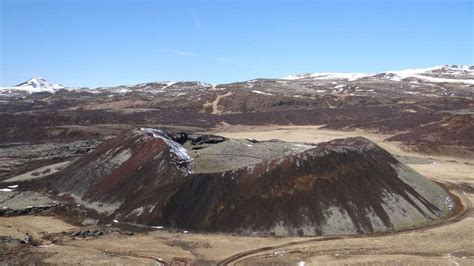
294 143 315 149
283 72 370 81
151 225 164 229
251 90 273 96
404 91 421 95
161 81 176 90
273 250 286 255
140 128 192 166
109 149 132 166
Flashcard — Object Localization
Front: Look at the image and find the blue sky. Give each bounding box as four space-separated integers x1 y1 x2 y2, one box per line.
1 0 473 87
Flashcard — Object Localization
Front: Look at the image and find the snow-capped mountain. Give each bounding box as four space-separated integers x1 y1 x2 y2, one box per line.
283 65 474 84
1 77 65 93
282 72 370 81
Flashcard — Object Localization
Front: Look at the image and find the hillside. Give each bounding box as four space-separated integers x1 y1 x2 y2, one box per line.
33 129 458 236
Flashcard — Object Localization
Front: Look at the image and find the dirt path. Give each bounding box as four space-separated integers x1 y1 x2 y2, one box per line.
211 91 233 114
217 236 345 265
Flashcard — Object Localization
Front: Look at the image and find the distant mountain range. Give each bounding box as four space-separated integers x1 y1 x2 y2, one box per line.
1 65 473 94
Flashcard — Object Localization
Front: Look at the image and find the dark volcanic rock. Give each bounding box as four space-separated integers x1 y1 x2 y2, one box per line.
69 229 110 238
41 129 455 236
387 114 474 156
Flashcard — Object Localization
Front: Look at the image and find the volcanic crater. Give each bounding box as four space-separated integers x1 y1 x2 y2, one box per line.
32 128 457 236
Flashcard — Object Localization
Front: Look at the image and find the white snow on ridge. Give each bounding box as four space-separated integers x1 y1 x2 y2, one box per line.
385 65 446 75
310 73 370 81
251 90 273 96
281 74 306 80
282 65 474 84
283 72 370 81
385 65 474 84
96 87 131 94
386 65 474 75
404 75 474 85
140 128 192 164
84 81 177 94
161 81 177 90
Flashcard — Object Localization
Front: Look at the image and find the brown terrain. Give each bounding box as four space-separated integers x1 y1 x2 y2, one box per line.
0 65 473 264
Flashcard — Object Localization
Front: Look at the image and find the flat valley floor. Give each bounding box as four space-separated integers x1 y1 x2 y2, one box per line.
1 126 473 265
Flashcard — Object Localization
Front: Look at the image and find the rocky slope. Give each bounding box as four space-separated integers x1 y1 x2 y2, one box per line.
34 129 456 236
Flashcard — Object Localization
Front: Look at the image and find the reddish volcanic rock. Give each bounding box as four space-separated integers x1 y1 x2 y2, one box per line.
50 129 191 215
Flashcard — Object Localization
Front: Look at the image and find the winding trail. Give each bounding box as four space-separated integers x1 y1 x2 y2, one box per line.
211 91 233 114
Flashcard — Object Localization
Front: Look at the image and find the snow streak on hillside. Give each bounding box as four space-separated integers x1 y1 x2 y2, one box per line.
282 65 474 84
